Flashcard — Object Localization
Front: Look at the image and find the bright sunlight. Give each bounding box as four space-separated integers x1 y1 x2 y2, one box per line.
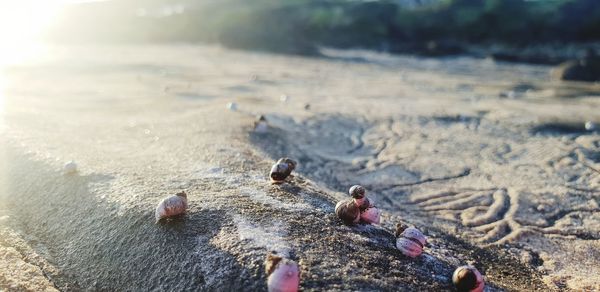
0 0 64 122
0 0 64 65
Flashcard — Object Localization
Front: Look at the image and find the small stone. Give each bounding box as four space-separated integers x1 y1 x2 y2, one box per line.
226 102 238 111
585 121 596 131
63 161 78 175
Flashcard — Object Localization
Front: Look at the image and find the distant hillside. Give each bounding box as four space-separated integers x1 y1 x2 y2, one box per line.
46 0 600 61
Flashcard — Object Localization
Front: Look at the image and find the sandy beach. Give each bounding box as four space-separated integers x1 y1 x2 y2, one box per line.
0 44 599 291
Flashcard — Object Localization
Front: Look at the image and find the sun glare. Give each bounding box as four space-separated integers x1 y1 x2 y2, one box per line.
0 0 64 65
0 0 66 122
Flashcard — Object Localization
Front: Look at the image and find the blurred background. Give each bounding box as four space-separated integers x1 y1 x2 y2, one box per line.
1 0 600 66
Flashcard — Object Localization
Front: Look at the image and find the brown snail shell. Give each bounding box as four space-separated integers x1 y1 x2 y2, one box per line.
265 252 300 292
394 223 409 237
349 185 371 211
270 158 297 184
335 200 360 225
349 185 366 199
155 191 188 223
395 226 426 258
277 158 297 170
453 266 484 292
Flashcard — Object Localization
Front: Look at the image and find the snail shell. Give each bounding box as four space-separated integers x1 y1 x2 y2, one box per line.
254 115 268 133
452 266 484 292
155 191 188 223
265 253 300 292
63 161 78 175
395 226 426 258
348 185 379 224
277 158 297 170
349 185 366 199
360 206 380 224
349 185 371 211
270 158 297 184
335 200 360 225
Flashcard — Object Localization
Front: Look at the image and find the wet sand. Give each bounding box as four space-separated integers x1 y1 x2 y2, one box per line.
0 44 599 291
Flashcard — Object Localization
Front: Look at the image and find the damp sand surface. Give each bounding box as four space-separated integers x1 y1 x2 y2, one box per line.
0 45 599 291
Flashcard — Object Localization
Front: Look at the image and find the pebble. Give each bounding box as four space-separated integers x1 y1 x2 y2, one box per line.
585 121 596 131
63 161 78 175
226 102 238 111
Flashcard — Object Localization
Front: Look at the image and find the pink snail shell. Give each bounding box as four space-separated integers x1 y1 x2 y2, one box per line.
395 226 426 258
265 253 300 292
155 191 188 223
453 265 484 292
360 206 380 224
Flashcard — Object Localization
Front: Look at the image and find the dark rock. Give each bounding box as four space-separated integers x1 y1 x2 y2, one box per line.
553 50 600 82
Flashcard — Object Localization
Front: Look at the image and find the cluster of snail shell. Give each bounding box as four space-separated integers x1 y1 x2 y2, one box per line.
335 185 381 225
334 185 484 291
153 157 484 291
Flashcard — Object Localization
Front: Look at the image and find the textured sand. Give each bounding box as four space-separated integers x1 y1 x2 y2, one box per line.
0 44 598 290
